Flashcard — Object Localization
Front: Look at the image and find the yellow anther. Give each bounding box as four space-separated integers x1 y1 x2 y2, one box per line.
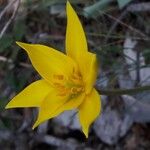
70 86 84 95
58 88 69 96
53 73 84 97
53 75 64 80
71 87 78 94
77 87 84 92
53 82 61 86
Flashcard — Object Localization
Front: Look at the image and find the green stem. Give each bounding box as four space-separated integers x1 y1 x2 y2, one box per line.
96 85 150 95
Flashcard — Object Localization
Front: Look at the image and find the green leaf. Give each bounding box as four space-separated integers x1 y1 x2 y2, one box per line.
0 120 7 129
117 0 132 9
0 97 7 111
83 0 113 18
0 35 13 52
6 68 33 92
143 49 150 64
13 19 26 40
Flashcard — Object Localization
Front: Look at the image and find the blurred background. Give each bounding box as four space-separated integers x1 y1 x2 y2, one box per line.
0 0 150 149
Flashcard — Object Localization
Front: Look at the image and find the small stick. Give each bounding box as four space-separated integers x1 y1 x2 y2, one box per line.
0 0 20 39
0 0 16 21
0 55 31 68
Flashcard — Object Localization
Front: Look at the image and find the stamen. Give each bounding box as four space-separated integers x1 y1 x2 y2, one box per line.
52 73 84 98
53 75 64 80
70 87 84 94
71 87 78 94
77 87 84 92
58 88 69 96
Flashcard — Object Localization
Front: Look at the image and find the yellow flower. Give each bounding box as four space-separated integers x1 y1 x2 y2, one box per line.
5 1 101 138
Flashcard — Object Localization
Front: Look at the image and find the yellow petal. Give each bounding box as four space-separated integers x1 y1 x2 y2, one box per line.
79 89 101 138
33 92 85 129
65 2 98 92
16 42 77 83
5 80 51 109
82 52 99 94
66 1 88 61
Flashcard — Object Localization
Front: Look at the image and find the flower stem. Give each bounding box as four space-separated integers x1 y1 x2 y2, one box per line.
96 85 150 95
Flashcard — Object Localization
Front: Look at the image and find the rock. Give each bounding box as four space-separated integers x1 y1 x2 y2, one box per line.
53 110 81 130
93 106 133 145
122 95 150 123
123 37 150 86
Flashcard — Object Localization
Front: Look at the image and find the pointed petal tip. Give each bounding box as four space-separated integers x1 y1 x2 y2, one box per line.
32 122 38 130
5 101 14 109
32 119 46 130
67 0 70 6
16 41 25 47
16 41 29 48
16 41 34 54
5 104 10 109
84 133 88 139
16 41 29 51
83 127 89 138
5 103 23 109
32 125 36 130
66 0 73 11
32 118 41 130
16 41 21 45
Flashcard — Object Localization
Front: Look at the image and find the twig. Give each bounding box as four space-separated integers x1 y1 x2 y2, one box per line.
0 55 12 63
34 134 80 150
103 11 148 44
104 10 128 44
0 0 20 39
0 113 22 120
87 32 150 41
135 50 140 86
0 55 31 68
0 0 16 21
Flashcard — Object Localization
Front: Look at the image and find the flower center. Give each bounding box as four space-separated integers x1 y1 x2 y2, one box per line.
52 73 84 98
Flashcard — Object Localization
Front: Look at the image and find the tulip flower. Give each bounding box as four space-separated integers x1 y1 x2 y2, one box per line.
6 1 101 138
